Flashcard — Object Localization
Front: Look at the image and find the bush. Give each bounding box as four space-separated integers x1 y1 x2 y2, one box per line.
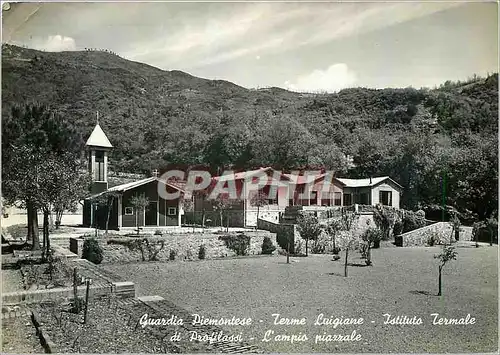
154 229 163 236
427 233 437 246
169 249 177 261
261 237 276 255
276 228 295 253
82 237 103 264
218 234 250 256
472 219 498 244
402 211 426 233
311 239 326 254
198 245 206 259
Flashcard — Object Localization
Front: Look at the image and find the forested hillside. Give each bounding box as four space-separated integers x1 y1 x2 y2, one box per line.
2 44 498 221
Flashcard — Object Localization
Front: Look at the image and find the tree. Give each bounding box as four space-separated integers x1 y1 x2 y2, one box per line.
449 211 461 243
2 104 82 251
338 208 359 276
373 204 397 243
326 218 342 256
360 227 383 266
130 194 149 233
36 152 89 260
213 194 233 232
434 246 458 296
92 190 121 235
296 212 322 256
250 191 268 228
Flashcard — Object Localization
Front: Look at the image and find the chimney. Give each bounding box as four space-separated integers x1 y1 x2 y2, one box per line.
369 176 372 184
152 169 159 178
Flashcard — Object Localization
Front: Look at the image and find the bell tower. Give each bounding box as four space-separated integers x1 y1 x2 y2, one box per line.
86 112 113 194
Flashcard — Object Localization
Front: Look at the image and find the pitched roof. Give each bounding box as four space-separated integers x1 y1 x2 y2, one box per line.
283 173 328 185
213 167 292 182
86 124 113 148
87 177 184 199
336 176 402 189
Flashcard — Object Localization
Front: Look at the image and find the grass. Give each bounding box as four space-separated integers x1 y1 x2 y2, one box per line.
102 245 498 353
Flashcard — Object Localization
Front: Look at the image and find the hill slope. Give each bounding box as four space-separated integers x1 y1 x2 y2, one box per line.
2 44 498 219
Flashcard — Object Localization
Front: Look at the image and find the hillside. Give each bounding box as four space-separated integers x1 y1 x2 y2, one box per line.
1 44 498 220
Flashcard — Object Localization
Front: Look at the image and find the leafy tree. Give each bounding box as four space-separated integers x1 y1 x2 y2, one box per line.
2 103 83 252
92 190 121 235
296 212 322 256
250 191 268 226
360 227 383 266
326 218 343 255
434 246 458 296
130 194 149 233
213 194 233 231
373 204 397 241
36 152 89 259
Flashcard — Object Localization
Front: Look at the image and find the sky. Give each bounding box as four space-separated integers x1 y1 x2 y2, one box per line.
2 1 498 92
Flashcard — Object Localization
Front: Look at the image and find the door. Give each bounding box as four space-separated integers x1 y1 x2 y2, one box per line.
145 201 158 226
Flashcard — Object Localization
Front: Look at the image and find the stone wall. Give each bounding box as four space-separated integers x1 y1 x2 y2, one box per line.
73 231 276 264
400 222 473 247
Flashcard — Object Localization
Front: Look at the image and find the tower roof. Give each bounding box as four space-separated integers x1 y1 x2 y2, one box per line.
85 123 113 148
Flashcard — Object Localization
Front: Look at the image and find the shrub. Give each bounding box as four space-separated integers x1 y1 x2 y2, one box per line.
311 239 326 254
169 249 177 261
261 236 276 255
82 237 103 264
154 229 163 236
198 245 206 260
416 210 426 219
276 228 295 253
402 211 426 233
218 234 250 256
427 233 437 246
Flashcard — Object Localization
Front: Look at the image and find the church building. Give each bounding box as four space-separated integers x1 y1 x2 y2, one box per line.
82 122 184 230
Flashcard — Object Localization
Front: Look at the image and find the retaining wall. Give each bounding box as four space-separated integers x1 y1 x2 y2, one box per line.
399 222 473 247
72 231 276 263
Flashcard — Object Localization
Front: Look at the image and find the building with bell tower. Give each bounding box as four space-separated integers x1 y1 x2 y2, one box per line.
86 114 113 194
82 112 184 230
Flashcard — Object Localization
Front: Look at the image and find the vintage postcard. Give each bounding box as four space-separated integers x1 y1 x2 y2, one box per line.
1 1 498 354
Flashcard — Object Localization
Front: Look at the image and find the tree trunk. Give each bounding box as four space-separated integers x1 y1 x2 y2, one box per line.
344 248 349 277
27 202 33 242
438 266 442 296
220 212 223 231
42 210 50 261
366 245 372 266
305 238 308 256
105 199 112 235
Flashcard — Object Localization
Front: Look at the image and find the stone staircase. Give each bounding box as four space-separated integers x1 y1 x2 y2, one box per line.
280 206 303 224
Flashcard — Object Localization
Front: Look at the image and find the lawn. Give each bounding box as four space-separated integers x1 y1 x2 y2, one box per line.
101 245 498 353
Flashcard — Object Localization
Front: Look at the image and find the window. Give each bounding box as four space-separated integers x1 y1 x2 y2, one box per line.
94 151 105 181
379 191 392 206
124 207 134 215
334 192 342 206
343 193 352 206
168 207 177 216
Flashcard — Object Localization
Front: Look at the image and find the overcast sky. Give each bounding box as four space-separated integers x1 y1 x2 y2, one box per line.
2 1 498 92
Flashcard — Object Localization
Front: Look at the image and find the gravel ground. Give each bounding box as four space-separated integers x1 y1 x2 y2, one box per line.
1 315 44 353
102 245 498 353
